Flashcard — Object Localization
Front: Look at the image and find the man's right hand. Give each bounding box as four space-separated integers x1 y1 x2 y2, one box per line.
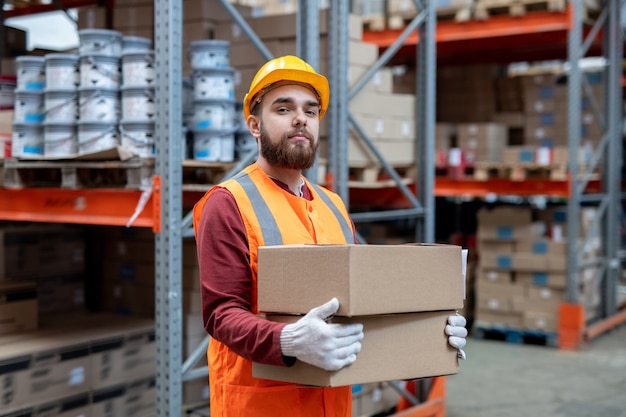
280 298 364 371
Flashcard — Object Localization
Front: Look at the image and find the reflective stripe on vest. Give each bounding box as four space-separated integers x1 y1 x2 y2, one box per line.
233 171 283 246
310 183 353 243
233 173 352 246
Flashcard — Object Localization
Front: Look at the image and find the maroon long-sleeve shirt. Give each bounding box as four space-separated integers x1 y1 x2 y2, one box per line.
196 181 315 366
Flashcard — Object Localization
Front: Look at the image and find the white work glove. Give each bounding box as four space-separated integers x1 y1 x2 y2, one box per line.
446 312 468 360
280 298 364 371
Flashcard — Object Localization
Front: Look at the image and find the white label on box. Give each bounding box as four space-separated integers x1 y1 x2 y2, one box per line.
234 70 242 86
401 121 410 136
468 124 477 135
373 72 381 86
448 148 462 166
534 101 544 112
583 113 593 124
540 288 552 299
534 128 546 138
536 147 551 165
552 225 564 242
461 249 468 300
372 386 382 402
231 23 242 38
486 271 498 281
536 317 547 328
375 119 384 134
69 366 85 386
468 138 477 149
488 299 500 310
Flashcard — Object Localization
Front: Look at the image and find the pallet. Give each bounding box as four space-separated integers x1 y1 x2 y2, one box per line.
473 161 568 181
181 160 239 191
473 323 558 347
474 0 566 19
1 157 154 189
348 163 417 185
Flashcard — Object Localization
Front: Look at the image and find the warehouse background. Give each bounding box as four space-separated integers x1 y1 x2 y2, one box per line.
0 0 625 416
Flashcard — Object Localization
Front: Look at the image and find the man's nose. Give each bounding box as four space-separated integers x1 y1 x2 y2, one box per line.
293 108 307 126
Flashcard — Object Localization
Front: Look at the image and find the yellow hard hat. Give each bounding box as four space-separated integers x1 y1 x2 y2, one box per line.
243 55 330 120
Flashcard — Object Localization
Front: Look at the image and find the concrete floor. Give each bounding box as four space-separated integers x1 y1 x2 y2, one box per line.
446 324 626 417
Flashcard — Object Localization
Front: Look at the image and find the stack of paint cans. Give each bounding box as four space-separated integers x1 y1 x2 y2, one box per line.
234 101 257 160
188 39 236 162
42 53 79 157
77 29 122 155
12 56 45 157
120 36 156 158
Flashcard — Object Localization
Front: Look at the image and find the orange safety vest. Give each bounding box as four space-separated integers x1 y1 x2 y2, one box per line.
193 163 355 417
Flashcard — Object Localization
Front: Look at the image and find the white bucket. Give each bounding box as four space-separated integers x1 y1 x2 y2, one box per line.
120 120 155 158
121 51 155 87
78 29 123 57
14 90 45 124
189 39 230 70
235 130 257 158
192 67 235 100
16 56 46 91
0 75 16 109
12 122 44 156
192 99 235 130
44 89 77 123
43 122 77 157
80 54 121 89
122 36 152 53
192 128 235 162
78 88 119 123
77 122 118 154
121 87 155 121
45 54 79 90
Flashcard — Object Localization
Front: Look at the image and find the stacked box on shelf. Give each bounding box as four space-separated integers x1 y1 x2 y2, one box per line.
476 205 604 332
0 313 156 415
456 122 508 165
437 65 499 123
0 224 86 321
253 244 464 386
520 72 605 149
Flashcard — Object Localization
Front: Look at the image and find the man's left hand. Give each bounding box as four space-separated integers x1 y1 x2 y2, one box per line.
446 313 468 359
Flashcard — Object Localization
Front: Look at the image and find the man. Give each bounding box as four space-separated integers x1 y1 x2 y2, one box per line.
193 55 467 417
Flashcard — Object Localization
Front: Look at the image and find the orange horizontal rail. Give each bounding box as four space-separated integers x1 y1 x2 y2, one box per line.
434 177 576 198
585 308 626 342
0 188 154 227
363 9 572 47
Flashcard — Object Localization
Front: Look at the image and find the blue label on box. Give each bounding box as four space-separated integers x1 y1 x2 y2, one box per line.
496 226 513 240
533 272 549 286
519 149 534 163
497 255 512 269
532 241 548 254
539 86 554 99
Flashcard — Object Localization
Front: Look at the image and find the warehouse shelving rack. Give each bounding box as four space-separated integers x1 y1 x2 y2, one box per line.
0 0 624 416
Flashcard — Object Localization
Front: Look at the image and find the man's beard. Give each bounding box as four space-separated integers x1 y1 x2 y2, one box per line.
259 125 318 170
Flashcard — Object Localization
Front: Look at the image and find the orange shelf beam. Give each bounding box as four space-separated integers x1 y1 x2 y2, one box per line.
0 188 154 227
434 177 577 198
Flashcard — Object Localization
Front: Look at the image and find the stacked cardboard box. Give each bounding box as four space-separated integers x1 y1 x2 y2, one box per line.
0 224 86 320
253 243 464 386
0 314 156 415
475 205 603 331
520 72 605 148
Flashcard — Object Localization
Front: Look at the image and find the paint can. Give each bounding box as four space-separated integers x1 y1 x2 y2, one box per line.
78 87 120 123
122 36 152 53
44 53 79 90
77 121 119 154
120 86 155 121
79 54 121 89
44 89 77 123
192 128 235 162
78 29 123 57
43 122 77 157
188 39 230 69
121 50 155 87
14 90 45 124
119 120 155 158
191 99 235 130
192 67 235 101
11 122 44 157
15 56 45 91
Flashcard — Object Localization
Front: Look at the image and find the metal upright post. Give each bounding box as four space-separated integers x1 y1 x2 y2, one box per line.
602 0 623 317
328 0 349 203
154 0 183 414
298 0 320 183
416 0 436 243
566 0 583 305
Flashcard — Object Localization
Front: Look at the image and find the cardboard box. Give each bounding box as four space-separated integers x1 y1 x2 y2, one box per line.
0 281 38 335
7 392 91 417
252 311 458 387
92 376 156 417
258 244 464 316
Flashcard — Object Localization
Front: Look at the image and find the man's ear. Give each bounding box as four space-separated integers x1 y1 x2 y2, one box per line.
247 115 261 139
